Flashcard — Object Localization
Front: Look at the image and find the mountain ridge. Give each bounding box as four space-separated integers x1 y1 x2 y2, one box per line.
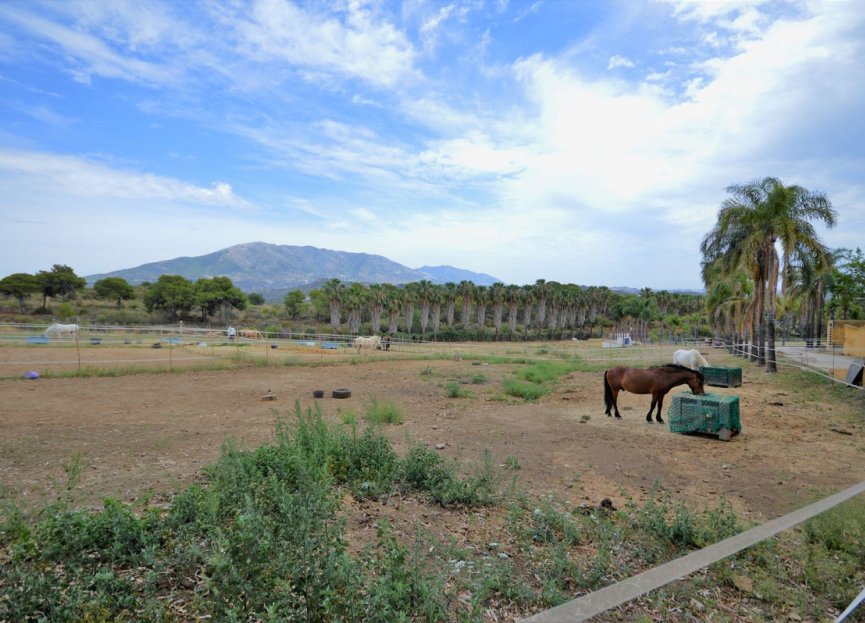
85 242 501 298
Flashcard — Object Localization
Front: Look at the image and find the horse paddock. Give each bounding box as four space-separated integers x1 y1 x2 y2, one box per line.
1 341 863 528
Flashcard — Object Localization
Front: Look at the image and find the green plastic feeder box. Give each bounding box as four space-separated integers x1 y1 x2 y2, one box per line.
699 366 742 388
668 392 741 441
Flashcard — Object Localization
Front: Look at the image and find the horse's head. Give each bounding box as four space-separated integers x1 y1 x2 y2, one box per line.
687 371 706 395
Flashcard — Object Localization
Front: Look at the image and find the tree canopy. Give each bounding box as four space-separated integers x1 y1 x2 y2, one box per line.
94 277 135 309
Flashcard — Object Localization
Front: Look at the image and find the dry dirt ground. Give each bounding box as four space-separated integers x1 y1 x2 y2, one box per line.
2 341 864 529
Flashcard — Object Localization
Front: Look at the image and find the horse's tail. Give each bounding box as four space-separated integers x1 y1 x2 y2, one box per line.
603 370 613 411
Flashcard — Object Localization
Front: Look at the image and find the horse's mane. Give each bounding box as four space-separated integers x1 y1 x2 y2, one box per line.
655 363 704 382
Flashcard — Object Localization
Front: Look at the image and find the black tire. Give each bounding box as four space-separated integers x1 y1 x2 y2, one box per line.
313 390 324 398
332 389 352 399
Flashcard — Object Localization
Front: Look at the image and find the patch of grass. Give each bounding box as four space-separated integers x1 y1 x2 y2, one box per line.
504 455 520 471
502 378 549 401
419 365 435 377
444 381 472 398
515 360 579 384
363 396 404 425
470 373 487 384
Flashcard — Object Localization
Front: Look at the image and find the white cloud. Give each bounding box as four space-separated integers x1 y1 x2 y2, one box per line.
1 6 182 87
233 0 418 89
0 149 246 206
607 54 636 69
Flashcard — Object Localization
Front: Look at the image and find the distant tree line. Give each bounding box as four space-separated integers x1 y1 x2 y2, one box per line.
292 278 708 341
2 210 861 344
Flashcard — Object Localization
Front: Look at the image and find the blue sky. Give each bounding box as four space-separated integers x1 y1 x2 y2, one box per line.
1 0 863 290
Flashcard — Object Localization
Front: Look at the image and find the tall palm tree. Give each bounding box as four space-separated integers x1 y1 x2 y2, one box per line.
701 177 836 372
367 283 387 334
430 284 443 341
402 284 417 336
417 280 435 339
475 285 489 338
383 284 402 335
504 284 522 338
344 283 367 335
322 278 345 334
490 282 506 340
521 284 534 339
443 282 458 326
459 280 475 330
534 279 550 337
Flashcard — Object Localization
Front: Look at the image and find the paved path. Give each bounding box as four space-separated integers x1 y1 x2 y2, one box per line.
776 346 862 374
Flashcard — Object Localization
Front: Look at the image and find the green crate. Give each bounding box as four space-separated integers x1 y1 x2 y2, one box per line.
668 392 741 437
699 366 742 388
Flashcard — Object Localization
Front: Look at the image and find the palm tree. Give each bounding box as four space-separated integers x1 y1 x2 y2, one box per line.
443 282 458 326
490 282 506 340
367 284 387 334
322 278 345 334
344 283 367 335
521 284 534 339
430 285 443 341
417 280 435 339
701 177 836 372
534 279 550 338
459 280 475 330
474 285 488 338
504 284 522 338
402 284 417 336
385 285 402 335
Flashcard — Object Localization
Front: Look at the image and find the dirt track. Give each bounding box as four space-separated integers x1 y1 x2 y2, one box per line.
2 343 863 524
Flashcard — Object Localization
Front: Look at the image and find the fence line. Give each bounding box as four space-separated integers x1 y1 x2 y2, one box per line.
521 479 865 622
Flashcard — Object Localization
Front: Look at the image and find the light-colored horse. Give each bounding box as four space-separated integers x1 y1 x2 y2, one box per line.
44 322 79 340
354 335 381 354
672 349 708 370
239 329 263 340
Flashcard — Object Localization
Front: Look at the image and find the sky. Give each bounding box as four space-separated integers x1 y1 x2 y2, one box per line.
1 0 863 290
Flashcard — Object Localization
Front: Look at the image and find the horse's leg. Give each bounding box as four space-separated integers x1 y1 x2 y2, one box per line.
612 388 622 418
646 394 658 422
655 393 666 423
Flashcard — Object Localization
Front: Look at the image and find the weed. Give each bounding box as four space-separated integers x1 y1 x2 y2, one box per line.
363 396 404 425
502 378 549 400
445 381 471 398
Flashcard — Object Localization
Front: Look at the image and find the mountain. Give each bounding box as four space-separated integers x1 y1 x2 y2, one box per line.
414 265 499 286
85 242 501 299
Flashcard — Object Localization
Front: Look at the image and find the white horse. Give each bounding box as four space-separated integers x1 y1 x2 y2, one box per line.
44 322 79 340
672 349 709 370
239 329 264 340
354 335 382 354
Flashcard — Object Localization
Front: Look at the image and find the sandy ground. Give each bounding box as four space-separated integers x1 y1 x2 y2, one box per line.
1 342 863 527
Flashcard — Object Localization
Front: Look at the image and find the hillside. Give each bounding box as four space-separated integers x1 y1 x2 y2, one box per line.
85 242 500 297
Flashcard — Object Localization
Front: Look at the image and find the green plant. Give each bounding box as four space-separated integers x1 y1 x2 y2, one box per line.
502 378 548 401
445 380 471 398
363 396 404 425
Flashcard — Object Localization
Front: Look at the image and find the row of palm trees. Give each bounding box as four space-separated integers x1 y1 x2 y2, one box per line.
700 176 837 372
316 277 707 341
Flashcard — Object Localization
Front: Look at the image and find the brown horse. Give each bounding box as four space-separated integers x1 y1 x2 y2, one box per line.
604 364 705 423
